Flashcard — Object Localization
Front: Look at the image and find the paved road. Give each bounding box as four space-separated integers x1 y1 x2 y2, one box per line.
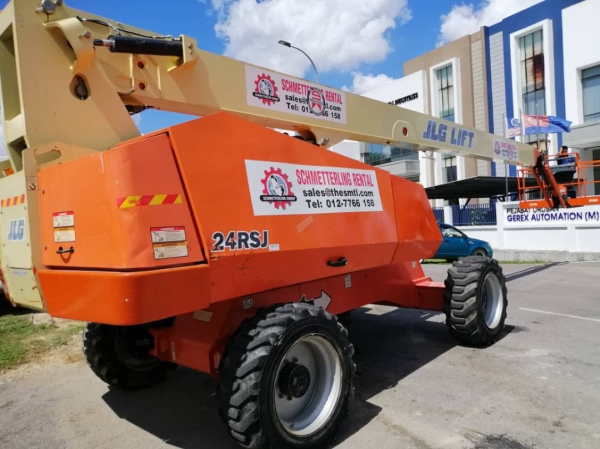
1 261 600 449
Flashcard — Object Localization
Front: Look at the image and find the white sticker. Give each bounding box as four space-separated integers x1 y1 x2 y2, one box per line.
53 211 74 228
27 176 38 191
192 310 213 322
245 159 383 216
345 274 352 288
492 138 519 162
269 243 280 251
242 298 254 310
54 227 75 243
153 242 189 260
245 65 347 124
150 226 186 243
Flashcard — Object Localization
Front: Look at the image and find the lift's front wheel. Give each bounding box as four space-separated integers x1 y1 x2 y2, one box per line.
82 323 177 390
443 256 508 346
217 302 355 449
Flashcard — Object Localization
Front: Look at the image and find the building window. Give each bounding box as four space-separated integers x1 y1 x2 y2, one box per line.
519 29 545 142
437 65 455 122
362 143 418 167
443 156 457 182
582 65 600 123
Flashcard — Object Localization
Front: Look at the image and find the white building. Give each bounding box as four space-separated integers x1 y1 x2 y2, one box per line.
331 29 491 207
562 0 600 196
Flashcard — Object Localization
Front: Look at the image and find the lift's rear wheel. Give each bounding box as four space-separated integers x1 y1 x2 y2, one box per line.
82 323 177 390
443 256 508 346
217 302 355 449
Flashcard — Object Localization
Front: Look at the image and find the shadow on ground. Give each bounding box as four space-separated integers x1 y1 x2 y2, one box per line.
100 306 517 449
505 262 568 282
0 295 34 317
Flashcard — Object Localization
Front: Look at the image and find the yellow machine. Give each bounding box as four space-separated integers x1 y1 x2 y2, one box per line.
0 2 570 449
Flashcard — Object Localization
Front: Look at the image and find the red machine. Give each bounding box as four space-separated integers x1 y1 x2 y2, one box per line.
518 148 600 209
38 113 508 448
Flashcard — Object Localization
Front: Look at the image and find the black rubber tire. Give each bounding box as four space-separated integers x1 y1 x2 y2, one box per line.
82 322 177 390
216 302 356 449
336 309 353 322
471 248 488 257
443 256 508 346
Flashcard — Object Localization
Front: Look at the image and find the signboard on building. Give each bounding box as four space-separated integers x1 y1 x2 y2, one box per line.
363 70 427 114
388 92 419 106
504 205 600 225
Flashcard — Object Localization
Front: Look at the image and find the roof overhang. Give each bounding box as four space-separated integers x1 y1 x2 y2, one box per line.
424 176 539 201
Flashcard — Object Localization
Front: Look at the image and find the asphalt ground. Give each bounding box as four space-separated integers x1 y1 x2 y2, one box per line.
1 261 599 449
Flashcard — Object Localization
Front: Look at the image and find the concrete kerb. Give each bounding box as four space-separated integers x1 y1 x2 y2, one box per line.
30 313 81 327
493 249 600 263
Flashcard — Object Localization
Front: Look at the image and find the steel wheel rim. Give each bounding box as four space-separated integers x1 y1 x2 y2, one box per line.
482 273 503 329
274 334 343 437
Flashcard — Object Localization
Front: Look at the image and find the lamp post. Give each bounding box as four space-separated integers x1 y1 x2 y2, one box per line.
278 40 320 84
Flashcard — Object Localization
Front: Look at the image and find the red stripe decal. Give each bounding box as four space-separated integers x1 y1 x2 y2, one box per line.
163 194 179 204
138 195 154 206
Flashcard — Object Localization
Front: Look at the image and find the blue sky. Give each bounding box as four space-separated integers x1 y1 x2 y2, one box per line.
0 0 542 147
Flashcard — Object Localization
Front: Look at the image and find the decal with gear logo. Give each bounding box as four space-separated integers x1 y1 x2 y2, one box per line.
259 167 297 210
307 87 327 116
252 73 280 106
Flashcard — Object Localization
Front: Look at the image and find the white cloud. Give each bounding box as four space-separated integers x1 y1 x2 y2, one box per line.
438 0 544 46
210 0 412 79
342 72 401 94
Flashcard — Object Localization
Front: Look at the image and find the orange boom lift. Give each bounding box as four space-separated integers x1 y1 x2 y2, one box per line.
2 1 599 448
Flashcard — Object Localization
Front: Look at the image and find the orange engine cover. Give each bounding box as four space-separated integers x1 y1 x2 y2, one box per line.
39 132 206 270
36 112 442 323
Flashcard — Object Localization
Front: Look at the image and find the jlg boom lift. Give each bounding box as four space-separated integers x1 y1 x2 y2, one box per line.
1 1 598 448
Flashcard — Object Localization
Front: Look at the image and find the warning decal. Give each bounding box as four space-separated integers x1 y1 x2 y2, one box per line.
153 242 189 260
53 211 74 228
54 227 76 243
150 226 186 243
150 226 188 260
53 211 75 242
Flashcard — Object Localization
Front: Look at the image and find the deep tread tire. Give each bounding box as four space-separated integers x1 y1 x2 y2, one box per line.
216 302 356 449
443 256 508 346
82 322 177 390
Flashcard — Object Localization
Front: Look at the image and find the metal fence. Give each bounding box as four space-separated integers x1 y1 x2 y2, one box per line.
450 203 497 226
431 206 445 223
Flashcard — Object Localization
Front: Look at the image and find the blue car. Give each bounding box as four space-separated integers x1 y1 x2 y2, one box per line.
433 223 493 261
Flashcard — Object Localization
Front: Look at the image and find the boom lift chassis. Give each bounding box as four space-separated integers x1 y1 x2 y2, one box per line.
1 1 597 448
